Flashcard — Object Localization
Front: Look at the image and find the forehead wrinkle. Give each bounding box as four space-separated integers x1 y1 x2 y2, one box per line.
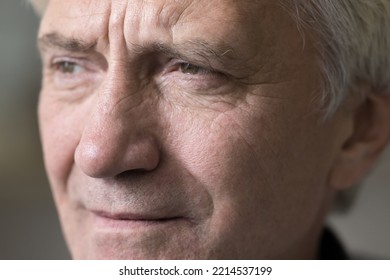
132 0 194 29
40 0 279 77
40 0 111 54
47 0 109 25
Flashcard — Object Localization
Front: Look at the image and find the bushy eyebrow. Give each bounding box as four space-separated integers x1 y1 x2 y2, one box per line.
38 32 97 53
38 32 238 66
151 41 236 66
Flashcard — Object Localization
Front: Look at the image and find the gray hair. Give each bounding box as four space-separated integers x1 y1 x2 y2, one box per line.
284 0 390 118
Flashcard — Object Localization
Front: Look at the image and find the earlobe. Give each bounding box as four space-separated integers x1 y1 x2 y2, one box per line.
328 92 390 190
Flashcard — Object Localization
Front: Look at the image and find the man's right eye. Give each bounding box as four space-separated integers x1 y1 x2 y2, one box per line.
52 60 86 75
46 58 96 92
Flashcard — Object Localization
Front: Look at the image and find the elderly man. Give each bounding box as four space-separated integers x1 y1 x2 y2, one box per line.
32 0 390 259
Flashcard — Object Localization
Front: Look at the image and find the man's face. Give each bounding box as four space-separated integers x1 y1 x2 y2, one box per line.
38 0 347 259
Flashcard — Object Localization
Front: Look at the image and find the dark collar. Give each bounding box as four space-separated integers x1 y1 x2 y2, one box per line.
318 227 348 260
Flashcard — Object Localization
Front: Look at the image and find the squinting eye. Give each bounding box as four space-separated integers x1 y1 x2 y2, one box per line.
53 61 84 75
180 63 208 75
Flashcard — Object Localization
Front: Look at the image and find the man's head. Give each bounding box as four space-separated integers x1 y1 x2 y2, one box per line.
34 0 390 259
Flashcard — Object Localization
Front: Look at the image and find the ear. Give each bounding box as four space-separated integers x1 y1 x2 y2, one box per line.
328 91 390 190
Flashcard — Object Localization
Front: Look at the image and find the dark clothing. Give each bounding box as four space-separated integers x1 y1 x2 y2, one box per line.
318 228 348 259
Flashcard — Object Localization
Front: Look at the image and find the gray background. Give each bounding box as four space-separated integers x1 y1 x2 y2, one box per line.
0 0 389 259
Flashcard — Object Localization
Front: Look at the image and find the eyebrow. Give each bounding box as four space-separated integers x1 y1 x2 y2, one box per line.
38 32 239 69
152 41 235 66
38 32 97 53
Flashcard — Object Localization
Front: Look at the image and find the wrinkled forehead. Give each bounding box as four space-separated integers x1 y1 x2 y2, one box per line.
39 0 290 62
40 0 272 17
40 0 277 37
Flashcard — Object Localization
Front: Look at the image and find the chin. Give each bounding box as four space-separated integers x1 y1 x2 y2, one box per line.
67 230 213 260
71 246 213 260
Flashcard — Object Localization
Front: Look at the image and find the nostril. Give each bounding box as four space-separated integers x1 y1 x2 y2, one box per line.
114 168 153 181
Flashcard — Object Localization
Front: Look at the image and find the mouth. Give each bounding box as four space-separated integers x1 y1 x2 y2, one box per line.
90 210 187 230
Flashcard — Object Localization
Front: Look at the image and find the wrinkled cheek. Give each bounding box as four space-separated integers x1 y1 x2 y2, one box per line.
170 110 290 257
38 98 80 196
38 98 89 258
171 116 269 209
180 117 271 198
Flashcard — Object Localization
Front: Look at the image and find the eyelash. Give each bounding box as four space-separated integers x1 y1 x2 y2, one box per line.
177 62 214 75
51 59 86 75
48 57 226 93
51 58 216 75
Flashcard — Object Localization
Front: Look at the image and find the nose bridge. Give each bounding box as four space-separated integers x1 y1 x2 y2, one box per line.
74 59 159 178
74 0 162 178
90 50 145 132
101 58 145 116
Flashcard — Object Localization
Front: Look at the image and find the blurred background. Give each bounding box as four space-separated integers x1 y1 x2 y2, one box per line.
0 0 389 259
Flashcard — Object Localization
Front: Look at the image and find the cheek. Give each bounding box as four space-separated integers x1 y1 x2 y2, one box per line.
166 112 254 190
165 100 335 256
38 94 83 193
165 107 276 223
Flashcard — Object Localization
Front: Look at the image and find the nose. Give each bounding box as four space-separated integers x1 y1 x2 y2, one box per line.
74 71 161 178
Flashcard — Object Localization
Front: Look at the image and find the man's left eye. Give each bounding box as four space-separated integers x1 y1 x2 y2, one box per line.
179 63 209 75
160 60 228 93
178 63 219 76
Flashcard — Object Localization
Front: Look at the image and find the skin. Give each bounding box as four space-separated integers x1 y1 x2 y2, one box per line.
37 0 390 259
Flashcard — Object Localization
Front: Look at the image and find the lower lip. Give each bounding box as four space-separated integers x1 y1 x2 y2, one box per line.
92 213 184 230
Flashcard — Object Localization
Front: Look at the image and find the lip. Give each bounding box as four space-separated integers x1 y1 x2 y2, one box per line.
90 210 186 229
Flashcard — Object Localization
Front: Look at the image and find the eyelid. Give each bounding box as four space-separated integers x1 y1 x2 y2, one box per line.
50 57 87 71
48 54 107 74
45 55 105 93
165 58 221 75
156 58 230 94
